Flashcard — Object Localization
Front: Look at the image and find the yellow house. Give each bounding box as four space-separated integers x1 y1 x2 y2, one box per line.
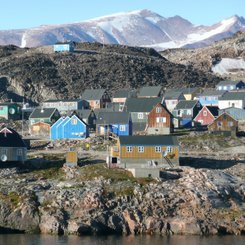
109 135 179 169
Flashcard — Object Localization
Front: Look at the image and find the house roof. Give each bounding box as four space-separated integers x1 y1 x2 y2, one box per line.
206 106 219 117
44 99 82 103
119 135 178 146
124 97 162 112
199 90 226 97
164 91 185 100
166 88 199 94
216 80 244 86
97 112 130 124
208 112 238 127
138 86 162 97
81 89 106 101
93 108 113 118
219 91 245 101
29 108 57 119
0 127 26 148
71 109 93 119
113 90 132 98
174 100 199 110
219 107 245 120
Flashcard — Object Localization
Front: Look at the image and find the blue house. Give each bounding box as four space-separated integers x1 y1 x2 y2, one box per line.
197 90 226 107
96 112 132 137
53 41 75 52
50 115 89 140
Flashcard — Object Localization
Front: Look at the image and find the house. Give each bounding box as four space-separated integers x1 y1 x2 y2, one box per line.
30 122 51 137
112 89 136 103
197 90 226 107
29 108 60 125
42 99 89 115
0 102 22 120
53 41 75 52
81 89 111 109
71 109 96 130
163 91 186 112
208 112 238 136
216 80 245 91
109 135 179 171
0 127 27 163
138 86 163 98
218 91 245 109
172 100 202 127
96 112 132 137
124 97 162 133
50 115 89 140
146 103 174 135
166 88 201 100
194 106 219 126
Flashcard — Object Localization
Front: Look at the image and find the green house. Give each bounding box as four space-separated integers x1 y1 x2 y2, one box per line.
29 108 60 125
0 103 21 120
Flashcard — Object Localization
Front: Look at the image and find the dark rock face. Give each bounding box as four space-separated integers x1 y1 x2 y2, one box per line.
0 43 219 103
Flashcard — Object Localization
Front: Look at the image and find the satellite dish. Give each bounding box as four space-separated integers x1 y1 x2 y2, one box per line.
9 108 15 114
1 154 7 162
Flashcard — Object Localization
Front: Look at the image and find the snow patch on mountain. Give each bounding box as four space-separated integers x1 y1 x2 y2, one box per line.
212 58 245 75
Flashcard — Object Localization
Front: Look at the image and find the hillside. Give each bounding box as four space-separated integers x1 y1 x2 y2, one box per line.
0 43 219 104
161 30 245 80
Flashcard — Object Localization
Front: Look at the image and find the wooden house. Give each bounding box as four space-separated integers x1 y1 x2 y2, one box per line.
216 80 245 91
194 106 219 126
42 99 89 115
208 112 238 136
124 97 162 133
0 127 27 163
53 41 75 52
163 91 186 112
165 88 201 101
219 107 245 121
81 89 111 109
146 103 173 135
218 91 245 110
112 89 136 103
172 100 202 127
109 135 179 169
96 111 132 137
0 102 22 120
30 122 51 137
197 90 226 107
138 86 163 98
29 108 60 125
71 109 96 130
50 115 89 140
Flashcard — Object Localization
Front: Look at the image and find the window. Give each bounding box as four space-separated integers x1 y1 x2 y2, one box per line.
155 146 161 153
0 106 3 110
203 111 207 116
178 110 182 116
138 113 143 119
218 121 222 127
187 109 192 115
167 146 172 153
156 117 166 123
228 121 233 127
120 125 126 131
1 149 7 155
17 149 22 156
156 107 162 113
126 146 132 152
138 146 144 153
71 118 77 125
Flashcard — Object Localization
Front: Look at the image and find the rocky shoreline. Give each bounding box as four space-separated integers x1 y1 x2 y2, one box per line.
0 163 244 236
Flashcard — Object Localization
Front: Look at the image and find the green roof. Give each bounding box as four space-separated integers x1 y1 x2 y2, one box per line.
81 89 106 100
113 90 132 98
164 91 185 100
174 100 199 110
29 108 57 119
219 91 245 101
97 112 130 124
119 135 178 146
199 90 226 97
124 97 162 112
44 99 82 103
138 86 162 97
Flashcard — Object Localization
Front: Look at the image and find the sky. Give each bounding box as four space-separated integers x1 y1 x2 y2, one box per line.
0 0 244 30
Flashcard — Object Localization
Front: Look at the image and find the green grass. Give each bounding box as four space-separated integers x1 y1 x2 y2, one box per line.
32 167 65 180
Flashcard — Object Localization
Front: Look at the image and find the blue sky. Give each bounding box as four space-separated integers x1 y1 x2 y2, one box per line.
0 0 244 30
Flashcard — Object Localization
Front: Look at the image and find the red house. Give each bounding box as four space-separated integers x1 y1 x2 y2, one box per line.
194 106 219 126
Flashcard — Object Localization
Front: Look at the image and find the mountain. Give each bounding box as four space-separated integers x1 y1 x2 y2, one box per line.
161 30 245 80
0 10 245 50
0 43 219 104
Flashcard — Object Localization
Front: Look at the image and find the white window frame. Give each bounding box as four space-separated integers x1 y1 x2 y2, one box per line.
71 118 77 125
119 125 126 132
17 149 22 156
203 110 207 116
187 109 192 115
138 146 144 153
228 121 233 127
138 113 144 119
155 146 162 153
126 146 132 153
167 146 172 153
156 107 162 113
156 117 166 123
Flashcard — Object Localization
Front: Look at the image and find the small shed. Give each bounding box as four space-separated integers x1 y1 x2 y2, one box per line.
53 41 75 52
30 122 51 136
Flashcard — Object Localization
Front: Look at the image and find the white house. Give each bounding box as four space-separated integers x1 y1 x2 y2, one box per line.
218 91 245 109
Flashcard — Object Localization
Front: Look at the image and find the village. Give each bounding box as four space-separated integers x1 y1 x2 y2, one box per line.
1 65 245 178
